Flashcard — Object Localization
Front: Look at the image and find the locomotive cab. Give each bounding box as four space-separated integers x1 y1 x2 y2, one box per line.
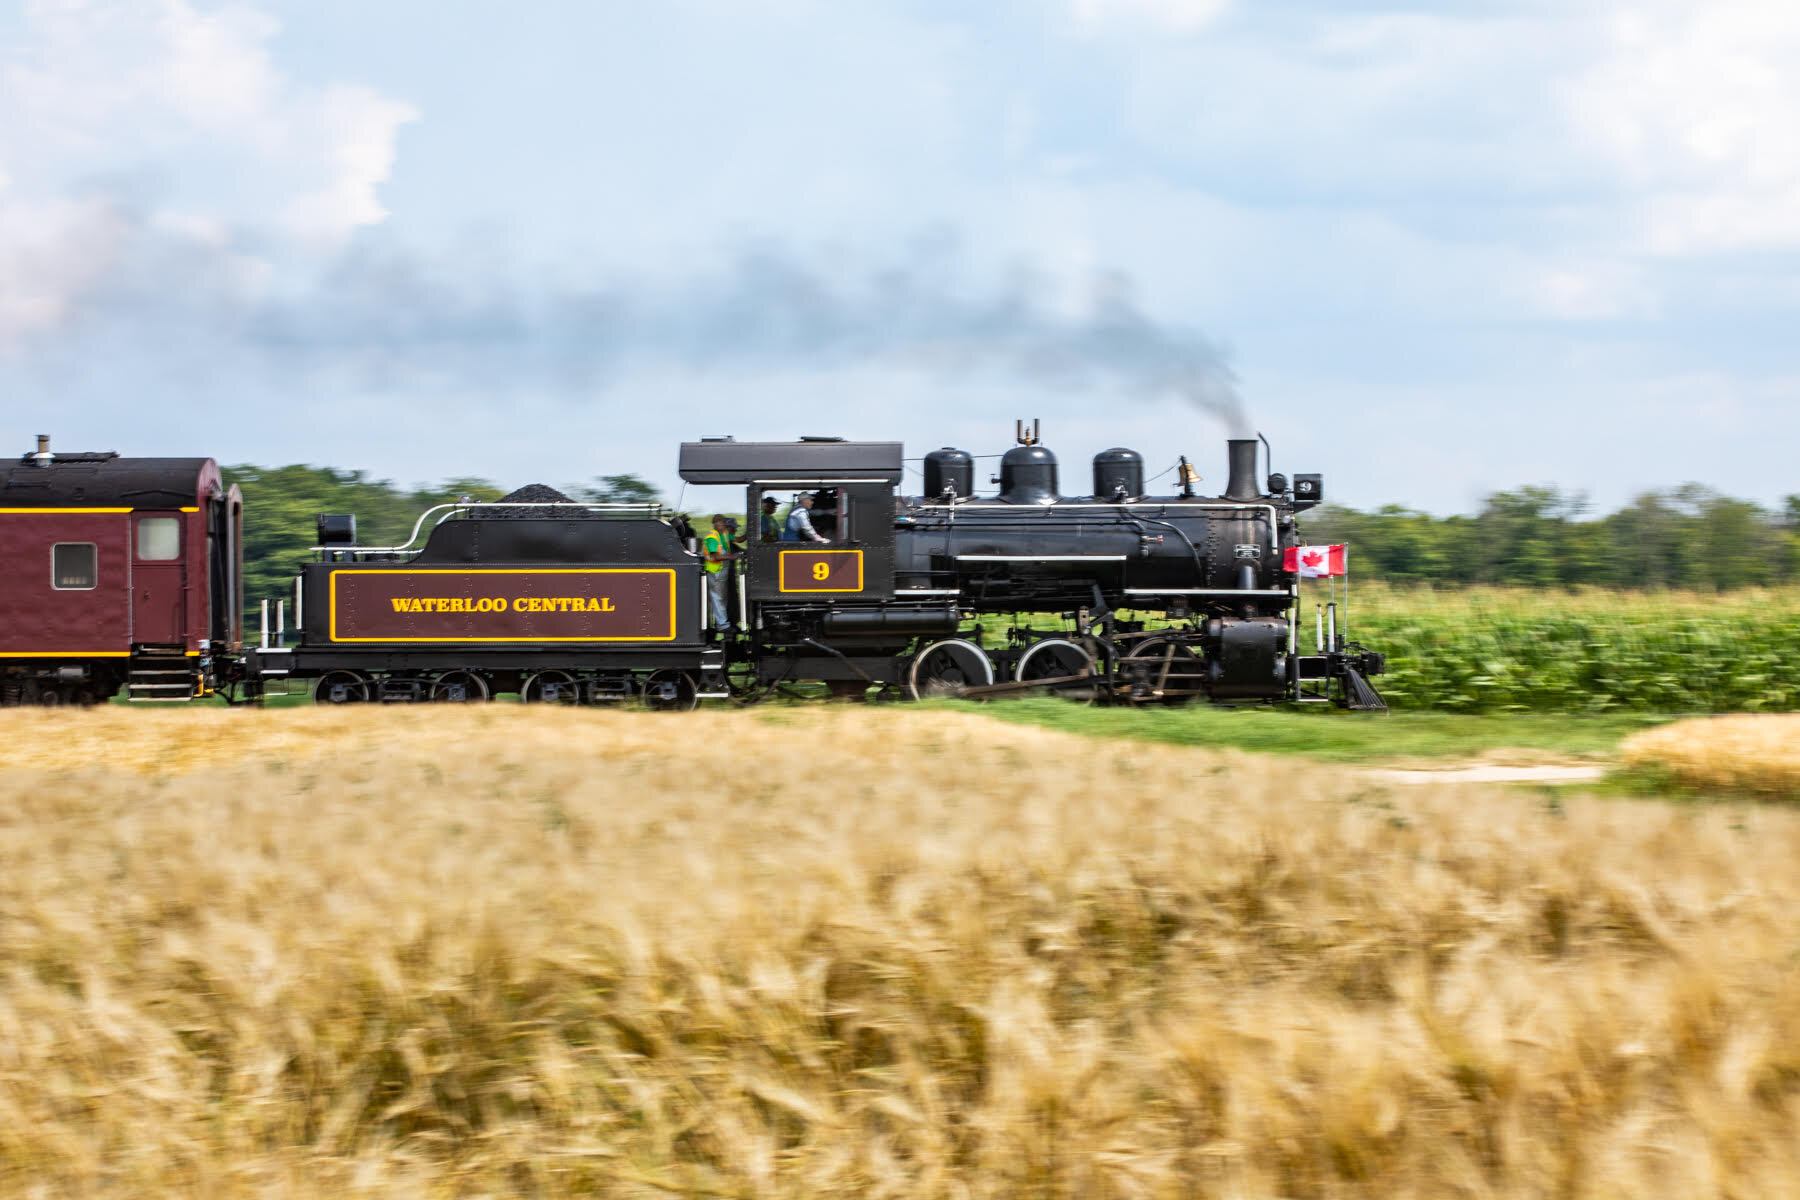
677 438 904 606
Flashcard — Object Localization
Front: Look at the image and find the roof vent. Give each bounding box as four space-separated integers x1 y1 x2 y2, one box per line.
32 434 51 468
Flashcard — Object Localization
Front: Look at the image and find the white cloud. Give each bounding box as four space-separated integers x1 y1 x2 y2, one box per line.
1533 261 1659 321
1564 0 1800 254
1070 0 1228 36
0 0 416 348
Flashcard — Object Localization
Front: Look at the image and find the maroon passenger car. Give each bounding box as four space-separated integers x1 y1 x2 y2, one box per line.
0 437 244 704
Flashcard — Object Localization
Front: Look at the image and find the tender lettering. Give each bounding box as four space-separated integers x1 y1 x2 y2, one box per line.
388 595 617 614
386 594 621 615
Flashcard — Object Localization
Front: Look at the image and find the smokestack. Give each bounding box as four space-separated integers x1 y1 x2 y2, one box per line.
1224 438 1259 500
32 435 51 467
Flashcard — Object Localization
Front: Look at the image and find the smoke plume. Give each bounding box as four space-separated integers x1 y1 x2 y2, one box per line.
232 235 1247 431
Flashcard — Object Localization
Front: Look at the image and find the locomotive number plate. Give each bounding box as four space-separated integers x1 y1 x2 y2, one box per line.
778 549 864 593
329 568 678 642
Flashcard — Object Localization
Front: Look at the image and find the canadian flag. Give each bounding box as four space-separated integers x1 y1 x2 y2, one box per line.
1282 544 1347 578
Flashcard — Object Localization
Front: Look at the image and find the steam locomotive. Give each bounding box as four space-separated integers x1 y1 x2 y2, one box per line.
1 426 1385 709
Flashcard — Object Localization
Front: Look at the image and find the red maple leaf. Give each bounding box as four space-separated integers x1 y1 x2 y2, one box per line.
1301 550 1324 568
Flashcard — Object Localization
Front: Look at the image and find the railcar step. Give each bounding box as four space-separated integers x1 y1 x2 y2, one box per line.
128 668 197 702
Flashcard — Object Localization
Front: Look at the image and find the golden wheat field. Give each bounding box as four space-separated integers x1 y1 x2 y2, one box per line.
5 706 1800 1198
1621 714 1800 799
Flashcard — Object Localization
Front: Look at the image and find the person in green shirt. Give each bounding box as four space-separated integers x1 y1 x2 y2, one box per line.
702 514 739 631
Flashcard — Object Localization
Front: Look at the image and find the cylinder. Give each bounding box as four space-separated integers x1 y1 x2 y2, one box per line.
1092 447 1144 501
1224 439 1260 501
998 444 1059 504
922 447 974 501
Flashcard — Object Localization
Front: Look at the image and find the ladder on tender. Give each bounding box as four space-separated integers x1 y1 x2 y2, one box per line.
128 662 198 702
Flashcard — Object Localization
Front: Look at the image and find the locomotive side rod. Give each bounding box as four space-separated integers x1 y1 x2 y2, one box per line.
957 667 1095 698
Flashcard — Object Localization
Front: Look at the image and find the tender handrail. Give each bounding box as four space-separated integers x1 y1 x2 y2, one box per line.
309 500 666 556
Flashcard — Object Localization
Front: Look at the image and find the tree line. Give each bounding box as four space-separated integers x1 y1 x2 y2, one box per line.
221 465 1800 611
1306 486 1800 590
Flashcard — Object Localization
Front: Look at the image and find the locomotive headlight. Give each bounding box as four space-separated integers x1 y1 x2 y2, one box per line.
1291 473 1322 510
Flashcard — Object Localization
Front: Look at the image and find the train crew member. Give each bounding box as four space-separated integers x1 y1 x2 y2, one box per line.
759 496 780 542
702 515 739 629
783 493 830 543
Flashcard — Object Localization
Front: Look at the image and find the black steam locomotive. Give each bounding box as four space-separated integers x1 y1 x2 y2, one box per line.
240 424 1385 709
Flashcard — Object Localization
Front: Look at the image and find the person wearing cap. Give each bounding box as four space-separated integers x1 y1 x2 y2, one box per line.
759 496 781 542
702 514 740 630
783 494 829 543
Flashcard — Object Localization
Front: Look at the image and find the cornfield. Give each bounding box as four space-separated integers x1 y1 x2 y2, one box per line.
6 705 1800 1197
1334 584 1800 711
1620 714 1800 798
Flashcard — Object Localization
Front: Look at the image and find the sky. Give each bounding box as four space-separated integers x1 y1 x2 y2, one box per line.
3 0 1798 513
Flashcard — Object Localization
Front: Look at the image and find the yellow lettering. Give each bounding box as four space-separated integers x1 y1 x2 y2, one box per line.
600 597 615 611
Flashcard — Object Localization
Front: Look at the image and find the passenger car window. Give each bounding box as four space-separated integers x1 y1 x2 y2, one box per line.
137 516 180 560
52 543 97 590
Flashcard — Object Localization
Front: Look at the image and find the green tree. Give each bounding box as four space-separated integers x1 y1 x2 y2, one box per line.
222 465 502 619
581 473 661 505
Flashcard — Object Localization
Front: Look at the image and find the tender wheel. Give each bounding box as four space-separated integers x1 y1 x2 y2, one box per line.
907 638 995 700
521 670 580 705
37 685 64 707
313 669 372 704
1122 637 1204 706
641 670 698 712
428 670 490 703
1015 638 1098 702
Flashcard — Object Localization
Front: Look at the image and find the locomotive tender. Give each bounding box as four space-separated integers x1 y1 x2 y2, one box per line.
0 427 1384 708
241 424 1385 709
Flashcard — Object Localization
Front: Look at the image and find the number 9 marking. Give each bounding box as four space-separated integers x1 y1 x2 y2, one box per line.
812 561 830 580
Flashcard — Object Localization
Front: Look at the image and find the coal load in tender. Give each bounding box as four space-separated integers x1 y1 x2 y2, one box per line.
488 484 593 520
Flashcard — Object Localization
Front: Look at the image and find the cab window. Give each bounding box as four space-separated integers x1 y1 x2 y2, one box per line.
805 489 848 541
137 516 180 560
52 543 97 590
761 488 850 542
